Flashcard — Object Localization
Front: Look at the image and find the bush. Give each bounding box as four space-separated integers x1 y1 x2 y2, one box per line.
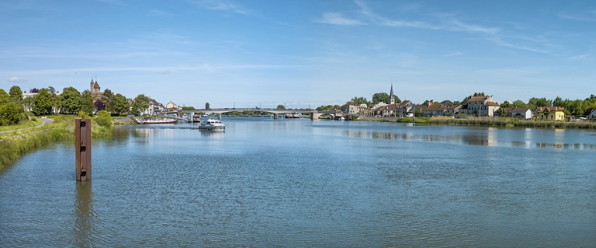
96 110 112 128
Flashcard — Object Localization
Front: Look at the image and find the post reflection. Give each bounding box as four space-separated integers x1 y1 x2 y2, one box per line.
74 181 94 246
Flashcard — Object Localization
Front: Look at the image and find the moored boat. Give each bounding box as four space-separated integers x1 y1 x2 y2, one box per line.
130 116 177 124
198 119 225 131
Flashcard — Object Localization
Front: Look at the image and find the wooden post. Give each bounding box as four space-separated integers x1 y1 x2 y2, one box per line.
75 117 92 181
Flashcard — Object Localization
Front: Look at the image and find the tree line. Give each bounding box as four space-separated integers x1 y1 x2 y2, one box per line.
0 85 155 126
316 91 596 117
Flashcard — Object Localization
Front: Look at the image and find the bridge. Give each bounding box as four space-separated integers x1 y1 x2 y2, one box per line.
178 108 345 120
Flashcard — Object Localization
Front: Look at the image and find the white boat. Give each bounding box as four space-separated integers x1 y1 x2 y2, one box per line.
130 117 177 124
198 119 225 131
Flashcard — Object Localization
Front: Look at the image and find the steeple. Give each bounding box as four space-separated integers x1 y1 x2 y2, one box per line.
389 83 395 104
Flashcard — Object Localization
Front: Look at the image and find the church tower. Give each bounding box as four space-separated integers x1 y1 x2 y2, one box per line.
389 83 395 105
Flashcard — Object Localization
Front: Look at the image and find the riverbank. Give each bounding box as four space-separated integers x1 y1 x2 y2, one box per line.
358 116 596 129
0 115 111 169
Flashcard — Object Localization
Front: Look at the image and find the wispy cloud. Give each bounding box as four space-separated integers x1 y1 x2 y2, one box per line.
317 0 561 54
189 0 248 15
559 10 596 22
444 19 500 35
443 51 462 57
2 64 308 75
489 37 549 53
570 54 590 60
315 12 364 26
8 76 27 83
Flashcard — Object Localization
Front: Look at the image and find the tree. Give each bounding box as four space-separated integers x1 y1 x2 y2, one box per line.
205 102 210 110
496 107 508 117
0 102 23 126
181 106 195 110
511 100 528 108
9 86 23 104
0 89 9 105
349 96 368 105
32 88 53 116
131 94 150 115
372 92 389 104
432 102 441 107
96 110 112 128
528 97 552 109
500 101 511 108
59 87 81 114
112 93 129 115
102 89 114 112
80 90 95 115
276 104 286 110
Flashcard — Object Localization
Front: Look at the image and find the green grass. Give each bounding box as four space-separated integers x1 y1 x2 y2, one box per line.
0 119 43 132
0 114 114 169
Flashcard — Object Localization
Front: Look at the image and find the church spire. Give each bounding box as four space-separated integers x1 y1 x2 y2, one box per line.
389 82 395 104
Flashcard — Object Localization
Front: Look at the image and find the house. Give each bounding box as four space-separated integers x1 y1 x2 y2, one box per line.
585 109 596 119
166 101 179 111
421 106 447 116
445 105 462 116
375 104 399 117
341 104 360 115
510 108 532 119
536 107 565 121
395 100 414 117
466 95 500 117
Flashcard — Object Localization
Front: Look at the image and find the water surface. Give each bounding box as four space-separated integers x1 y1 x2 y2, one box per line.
1 118 595 247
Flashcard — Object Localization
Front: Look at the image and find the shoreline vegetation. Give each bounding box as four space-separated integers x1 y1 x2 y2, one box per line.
359 116 596 129
0 115 112 169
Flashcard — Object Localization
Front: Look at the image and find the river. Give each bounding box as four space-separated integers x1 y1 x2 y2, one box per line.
1 117 595 247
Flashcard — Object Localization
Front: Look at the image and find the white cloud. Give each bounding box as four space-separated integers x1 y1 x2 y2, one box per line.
559 11 596 22
190 0 248 15
315 12 364 26
8 77 27 82
443 52 462 57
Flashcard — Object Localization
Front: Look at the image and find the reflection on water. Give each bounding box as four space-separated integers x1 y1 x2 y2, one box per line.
343 128 596 150
74 181 93 247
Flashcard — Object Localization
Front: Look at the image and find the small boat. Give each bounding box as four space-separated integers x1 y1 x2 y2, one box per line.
285 113 301 118
130 117 177 124
198 119 225 131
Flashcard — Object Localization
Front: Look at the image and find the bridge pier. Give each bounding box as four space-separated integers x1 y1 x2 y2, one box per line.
274 113 278 120
190 112 194 124
217 113 221 120
310 112 320 121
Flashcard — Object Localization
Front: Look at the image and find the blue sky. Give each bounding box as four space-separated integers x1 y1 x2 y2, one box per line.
1 0 594 108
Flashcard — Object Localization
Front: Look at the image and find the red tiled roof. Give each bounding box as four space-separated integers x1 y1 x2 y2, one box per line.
485 102 500 106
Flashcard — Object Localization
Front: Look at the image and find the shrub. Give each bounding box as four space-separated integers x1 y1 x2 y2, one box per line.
96 110 112 128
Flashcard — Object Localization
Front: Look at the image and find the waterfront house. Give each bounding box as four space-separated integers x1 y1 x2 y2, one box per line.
421 106 447 116
586 109 596 119
466 95 500 117
394 100 414 117
341 104 360 115
510 108 532 119
536 107 565 121
166 101 179 111
445 105 462 116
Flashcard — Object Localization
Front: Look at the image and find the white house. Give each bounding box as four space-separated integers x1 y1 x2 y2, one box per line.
510 108 532 119
466 95 500 117
587 109 596 119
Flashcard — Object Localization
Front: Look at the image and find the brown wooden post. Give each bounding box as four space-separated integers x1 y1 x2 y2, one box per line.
75 116 92 181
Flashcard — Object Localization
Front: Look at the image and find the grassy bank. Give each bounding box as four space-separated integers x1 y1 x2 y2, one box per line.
0 115 112 169
0 119 42 132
